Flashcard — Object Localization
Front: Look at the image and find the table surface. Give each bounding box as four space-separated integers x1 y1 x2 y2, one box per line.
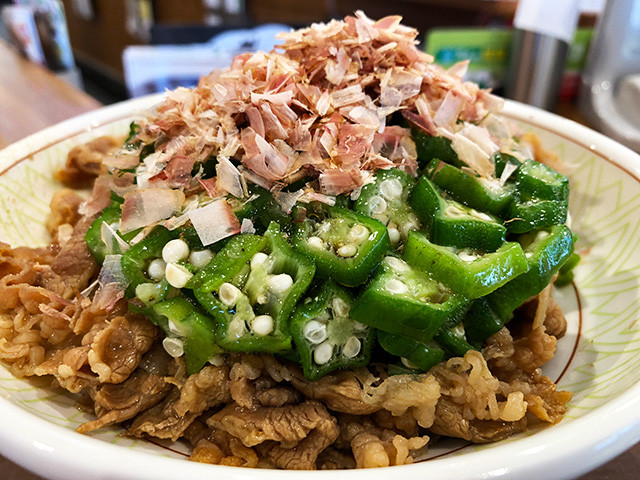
0 37 638 480
0 40 101 149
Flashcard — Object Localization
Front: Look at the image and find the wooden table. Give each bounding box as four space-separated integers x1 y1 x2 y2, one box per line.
0 36 638 480
0 39 101 149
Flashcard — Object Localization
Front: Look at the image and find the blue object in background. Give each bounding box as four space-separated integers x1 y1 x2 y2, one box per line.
123 23 290 98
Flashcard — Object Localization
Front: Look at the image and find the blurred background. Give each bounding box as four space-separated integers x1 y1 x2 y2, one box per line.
1 0 639 153
0 0 604 102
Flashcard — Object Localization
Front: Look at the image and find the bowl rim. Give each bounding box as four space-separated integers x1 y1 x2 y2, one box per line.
1 96 640 480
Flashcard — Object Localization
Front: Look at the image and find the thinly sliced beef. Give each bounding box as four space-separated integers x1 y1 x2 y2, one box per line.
77 369 172 433
515 294 567 339
229 354 301 408
372 409 420 438
33 345 95 393
363 373 441 428
350 432 429 468
485 326 557 375
430 398 527 443
316 447 357 470
55 136 117 188
38 216 98 299
334 414 429 467
427 350 530 443
45 189 84 237
86 314 156 384
127 365 231 441
255 386 301 407
208 401 339 470
191 430 260 468
289 368 380 415
31 313 156 393
508 371 572 424
0 243 52 311
333 414 385 450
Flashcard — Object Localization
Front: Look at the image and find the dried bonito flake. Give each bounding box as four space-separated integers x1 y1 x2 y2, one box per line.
116 10 501 228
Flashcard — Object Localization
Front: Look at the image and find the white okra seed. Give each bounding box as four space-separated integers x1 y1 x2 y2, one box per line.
401 357 419 370
165 263 193 288
228 317 246 338
451 323 465 337
457 250 479 262
162 239 190 264
219 282 241 307
190 249 213 269
444 204 467 218
209 354 225 366
251 315 274 336
303 320 328 344
148 259 167 281
337 244 357 258
314 341 334 365
368 195 387 215
268 273 294 294
401 215 421 238
388 226 400 245
380 179 403 200
385 278 408 295
250 252 269 269
162 337 184 358
470 209 494 222
353 321 368 332
331 297 350 317
342 336 361 358
168 320 184 336
317 222 331 234
136 283 163 304
384 256 409 273
307 236 325 250
347 224 369 244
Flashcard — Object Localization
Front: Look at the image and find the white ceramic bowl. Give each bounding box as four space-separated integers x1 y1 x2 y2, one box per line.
1 96 640 480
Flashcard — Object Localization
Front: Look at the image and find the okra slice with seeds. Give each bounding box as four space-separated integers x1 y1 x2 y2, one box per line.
120 226 179 301
504 159 570 234
410 175 506 252
413 128 463 168
462 297 508 349
403 231 529 299
194 223 315 353
460 227 574 348
423 159 515 217
434 321 476 357
354 168 421 246
350 256 470 343
505 196 568 234
377 329 445 372
515 159 569 202
293 203 390 287
483 225 574 320
122 226 222 310
85 198 141 265
291 281 373 380
147 297 221 375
